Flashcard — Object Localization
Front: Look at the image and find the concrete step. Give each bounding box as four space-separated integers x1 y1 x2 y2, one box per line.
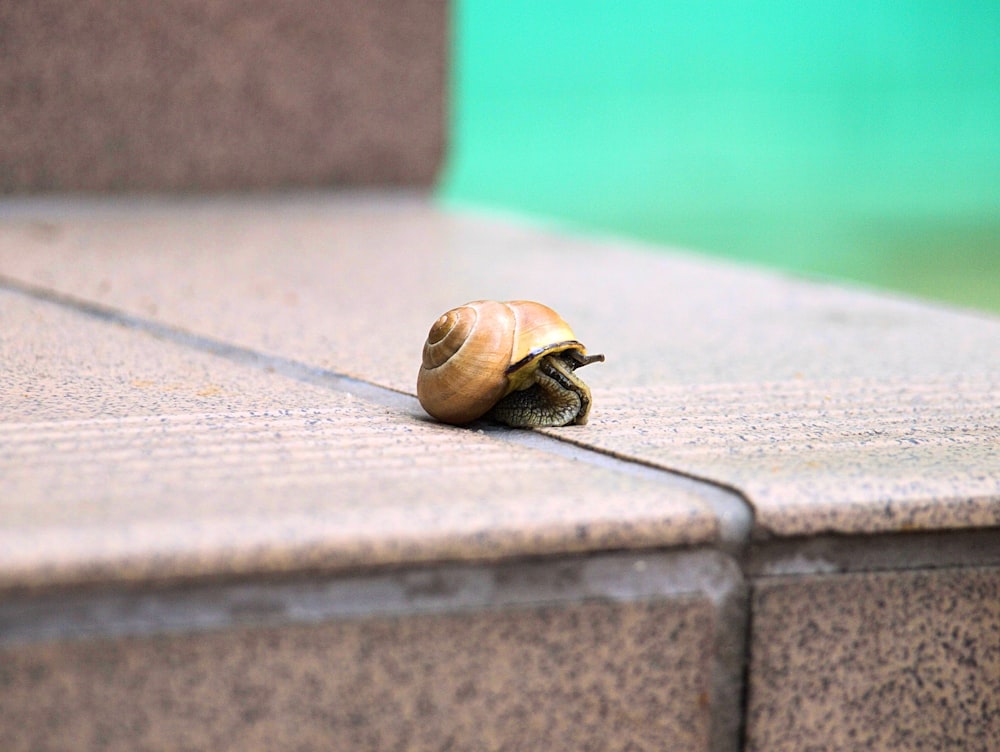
1 193 998 750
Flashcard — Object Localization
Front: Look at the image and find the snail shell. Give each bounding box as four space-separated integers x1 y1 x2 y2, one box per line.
417 300 604 427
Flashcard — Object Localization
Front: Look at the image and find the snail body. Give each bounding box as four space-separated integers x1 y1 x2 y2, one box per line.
417 300 604 427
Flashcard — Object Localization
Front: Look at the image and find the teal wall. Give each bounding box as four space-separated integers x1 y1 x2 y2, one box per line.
440 1 1000 313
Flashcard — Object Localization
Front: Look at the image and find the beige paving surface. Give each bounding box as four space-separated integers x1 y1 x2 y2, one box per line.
0 289 717 591
578 377 999 537
2 193 997 538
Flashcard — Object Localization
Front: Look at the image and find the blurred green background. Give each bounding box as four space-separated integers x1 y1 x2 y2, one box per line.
439 1 1000 314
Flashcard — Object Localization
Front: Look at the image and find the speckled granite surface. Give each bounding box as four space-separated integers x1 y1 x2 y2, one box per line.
747 566 1000 751
2 193 997 538
0 289 717 591
0 592 716 751
582 378 1000 537
0 2 445 192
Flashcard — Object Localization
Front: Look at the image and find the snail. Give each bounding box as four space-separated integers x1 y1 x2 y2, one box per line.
417 300 605 427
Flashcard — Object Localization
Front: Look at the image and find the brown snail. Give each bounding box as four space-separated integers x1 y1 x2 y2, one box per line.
417 300 605 427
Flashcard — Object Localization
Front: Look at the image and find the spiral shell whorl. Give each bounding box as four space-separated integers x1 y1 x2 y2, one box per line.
421 306 474 370
417 301 516 424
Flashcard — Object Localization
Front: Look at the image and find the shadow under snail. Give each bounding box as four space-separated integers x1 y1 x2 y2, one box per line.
417 300 605 428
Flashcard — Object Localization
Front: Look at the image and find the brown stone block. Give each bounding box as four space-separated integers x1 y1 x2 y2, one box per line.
0 1 446 192
746 566 1000 751
0 560 724 751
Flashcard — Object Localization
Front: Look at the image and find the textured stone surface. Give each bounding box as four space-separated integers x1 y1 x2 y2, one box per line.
1 193 997 537
0 289 717 591
579 377 1000 537
746 566 1000 751
5 192 999 752
0 1 446 192
0 591 716 752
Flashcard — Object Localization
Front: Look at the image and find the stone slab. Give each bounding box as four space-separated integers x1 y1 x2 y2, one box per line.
0 289 717 591
746 566 1000 751
0 1 445 192
1 193 998 538
0 577 717 752
0 554 733 752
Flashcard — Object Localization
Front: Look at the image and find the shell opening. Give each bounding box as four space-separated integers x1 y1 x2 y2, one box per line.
505 340 583 376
